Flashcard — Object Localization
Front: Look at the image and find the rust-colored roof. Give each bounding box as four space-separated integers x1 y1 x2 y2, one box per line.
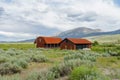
38 36 62 44
67 38 92 44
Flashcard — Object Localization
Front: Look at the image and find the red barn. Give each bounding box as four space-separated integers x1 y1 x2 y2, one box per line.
34 36 62 48
60 38 92 50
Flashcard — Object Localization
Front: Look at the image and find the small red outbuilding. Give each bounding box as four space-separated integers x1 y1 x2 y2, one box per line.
60 38 92 50
34 36 62 48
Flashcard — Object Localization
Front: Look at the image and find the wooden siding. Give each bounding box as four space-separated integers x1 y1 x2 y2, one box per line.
60 39 76 50
35 37 92 50
60 38 92 50
34 36 62 48
35 37 45 48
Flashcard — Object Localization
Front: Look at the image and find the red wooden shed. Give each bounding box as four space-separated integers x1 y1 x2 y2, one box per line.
34 36 62 48
60 38 92 50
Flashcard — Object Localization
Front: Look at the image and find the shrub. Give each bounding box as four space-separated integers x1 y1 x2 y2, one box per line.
26 70 55 80
0 56 8 64
6 49 17 56
0 48 49 75
0 74 21 80
102 53 110 57
92 41 99 46
14 59 28 69
64 52 102 62
0 62 21 75
38 71 55 80
117 51 120 56
117 56 120 60
70 66 110 80
108 52 118 56
25 71 39 80
50 58 95 78
31 55 49 63
50 63 72 78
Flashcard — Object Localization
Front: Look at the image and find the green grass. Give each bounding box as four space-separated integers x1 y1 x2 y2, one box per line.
70 66 109 80
96 57 120 68
0 43 120 80
0 43 35 50
91 44 120 53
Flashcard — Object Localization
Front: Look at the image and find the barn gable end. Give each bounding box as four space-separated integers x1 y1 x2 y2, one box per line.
60 38 92 50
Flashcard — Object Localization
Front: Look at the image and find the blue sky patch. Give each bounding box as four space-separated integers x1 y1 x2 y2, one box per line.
114 0 120 6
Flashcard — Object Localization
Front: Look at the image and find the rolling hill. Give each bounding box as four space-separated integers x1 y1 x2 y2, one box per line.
84 34 120 43
0 27 120 43
57 27 102 38
57 27 120 38
17 27 120 43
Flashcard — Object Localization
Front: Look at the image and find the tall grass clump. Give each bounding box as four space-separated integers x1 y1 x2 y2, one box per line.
0 55 8 64
0 74 21 80
26 70 55 80
64 52 99 62
0 62 21 75
31 54 49 63
70 66 110 80
0 48 49 75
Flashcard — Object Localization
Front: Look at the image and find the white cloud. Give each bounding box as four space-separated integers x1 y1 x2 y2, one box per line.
0 31 39 39
0 31 37 38
0 0 120 41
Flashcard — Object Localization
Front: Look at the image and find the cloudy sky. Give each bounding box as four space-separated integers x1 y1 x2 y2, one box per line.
0 0 120 41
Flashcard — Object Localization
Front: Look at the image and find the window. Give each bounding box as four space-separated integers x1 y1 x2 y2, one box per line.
55 44 58 47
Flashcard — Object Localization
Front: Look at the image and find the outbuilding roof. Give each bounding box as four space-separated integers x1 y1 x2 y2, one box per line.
67 38 92 44
35 36 62 44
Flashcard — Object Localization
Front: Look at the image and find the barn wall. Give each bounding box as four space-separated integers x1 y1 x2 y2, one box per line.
36 37 45 48
60 39 76 50
35 37 61 48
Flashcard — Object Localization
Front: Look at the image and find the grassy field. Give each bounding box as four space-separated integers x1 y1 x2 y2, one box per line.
0 43 120 80
85 34 120 44
0 43 35 50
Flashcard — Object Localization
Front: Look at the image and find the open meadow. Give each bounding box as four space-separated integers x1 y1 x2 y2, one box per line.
85 34 120 44
0 43 120 80
1 0 120 80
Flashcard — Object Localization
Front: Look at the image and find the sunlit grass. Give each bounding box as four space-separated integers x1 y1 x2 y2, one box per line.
0 43 120 80
96 57 120 68
0 43 35 50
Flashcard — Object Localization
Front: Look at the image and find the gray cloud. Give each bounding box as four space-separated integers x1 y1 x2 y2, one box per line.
0 0 120 41
0 14 60 35
0 7 4 16
67 12 97 22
